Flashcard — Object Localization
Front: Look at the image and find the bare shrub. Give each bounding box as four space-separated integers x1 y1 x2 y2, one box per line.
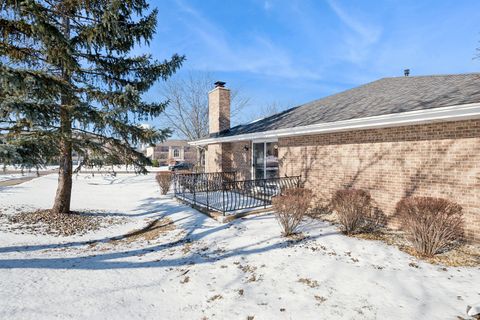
331 189 372 234
272 188 312 236
307 197 331 218
156 172 173 195
395 197 463 256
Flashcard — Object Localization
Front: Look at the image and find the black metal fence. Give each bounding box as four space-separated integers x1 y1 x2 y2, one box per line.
173 172 300 215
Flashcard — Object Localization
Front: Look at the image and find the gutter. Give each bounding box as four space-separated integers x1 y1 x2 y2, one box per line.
189 102 480 146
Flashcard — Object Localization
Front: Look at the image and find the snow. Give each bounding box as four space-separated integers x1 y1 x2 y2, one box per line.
0 173 36 182
177 190 269 214
468 302 480 316
75 164 170 172
1 164 169 174
0 174 479 319
2 165 58 172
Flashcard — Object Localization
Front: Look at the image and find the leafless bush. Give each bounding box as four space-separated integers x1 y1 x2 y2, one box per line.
396 197 463 256
307 197 331 218
272 188 312 236
156 172 173 195
331 189 372 234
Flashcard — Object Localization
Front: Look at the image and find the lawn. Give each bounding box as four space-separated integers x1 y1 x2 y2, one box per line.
0 174 478 319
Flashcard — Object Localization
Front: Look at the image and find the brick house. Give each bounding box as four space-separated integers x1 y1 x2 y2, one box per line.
145 140 196 166
191 75 480 242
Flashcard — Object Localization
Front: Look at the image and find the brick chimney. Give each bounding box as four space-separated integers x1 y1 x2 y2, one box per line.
209 81 230 134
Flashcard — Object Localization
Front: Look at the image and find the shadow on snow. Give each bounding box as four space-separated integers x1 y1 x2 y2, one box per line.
0 196 337 270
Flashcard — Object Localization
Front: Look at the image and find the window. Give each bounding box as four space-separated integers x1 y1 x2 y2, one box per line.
173 149 180 157
253 141 279 179
158 153 168 159
159 146 169 152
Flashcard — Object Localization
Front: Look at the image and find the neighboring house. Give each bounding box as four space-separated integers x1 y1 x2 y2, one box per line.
146 140 196 166
191 75 480 243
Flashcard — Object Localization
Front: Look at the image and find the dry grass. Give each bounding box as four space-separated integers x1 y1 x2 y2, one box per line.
112 217 175 244
298 278 319 288
314 295 327 304
237 263 261 282
5 209 123 236
238 264 257 274
313 207 478 267
353 229 480 267
182 241 193 254
207 294 223 303
402 243 479 267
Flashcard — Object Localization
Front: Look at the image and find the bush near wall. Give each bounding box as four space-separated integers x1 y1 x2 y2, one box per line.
330 189 376 234
156 172 173 195
395 197 464 256
272 188 312 236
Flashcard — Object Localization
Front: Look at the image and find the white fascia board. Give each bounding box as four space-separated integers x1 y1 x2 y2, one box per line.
251 138 278 143
189 102 480 146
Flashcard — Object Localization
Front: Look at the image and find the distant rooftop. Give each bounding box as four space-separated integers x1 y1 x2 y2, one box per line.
154 139 190 146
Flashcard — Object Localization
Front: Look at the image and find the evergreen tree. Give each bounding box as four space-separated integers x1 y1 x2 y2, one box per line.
0 0 184 213
0 139 21 172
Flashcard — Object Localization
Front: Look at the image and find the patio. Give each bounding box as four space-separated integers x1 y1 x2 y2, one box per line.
173 172 300 215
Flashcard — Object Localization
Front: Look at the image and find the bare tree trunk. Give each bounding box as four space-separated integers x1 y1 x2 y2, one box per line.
52 107 73 214
52 14 73 214
196 147 205 173
195 147 200 172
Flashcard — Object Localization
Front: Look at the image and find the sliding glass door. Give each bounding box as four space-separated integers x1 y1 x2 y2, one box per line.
253 141 278 180
253 142 265 180
265 142 279 179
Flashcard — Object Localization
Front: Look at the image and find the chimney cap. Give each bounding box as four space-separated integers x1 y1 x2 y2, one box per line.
404 69 410 77
214 81 226 88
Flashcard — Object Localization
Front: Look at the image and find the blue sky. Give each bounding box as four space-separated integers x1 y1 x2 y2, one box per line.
143 0 480 127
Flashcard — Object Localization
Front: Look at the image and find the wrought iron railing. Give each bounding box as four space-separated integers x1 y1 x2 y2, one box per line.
174 171 236 193
173 172 300 215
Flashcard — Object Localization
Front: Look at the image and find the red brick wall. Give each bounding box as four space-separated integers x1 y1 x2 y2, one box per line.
222 141 252 181
206 141 251 180
205 143 223 173
209 87 230 133
278 119 480 243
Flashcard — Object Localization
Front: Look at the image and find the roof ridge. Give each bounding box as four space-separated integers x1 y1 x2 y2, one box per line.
381 72 480 79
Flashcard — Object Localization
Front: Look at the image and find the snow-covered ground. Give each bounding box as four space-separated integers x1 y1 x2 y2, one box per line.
0 173 37 182
1 164 169 174
75 164 170 172
0 174 478 319
1 165 58 172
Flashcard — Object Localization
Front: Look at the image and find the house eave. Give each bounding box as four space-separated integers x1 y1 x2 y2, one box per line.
189 102 480 146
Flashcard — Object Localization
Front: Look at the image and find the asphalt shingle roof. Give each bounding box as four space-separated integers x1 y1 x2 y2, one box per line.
213 73 480 138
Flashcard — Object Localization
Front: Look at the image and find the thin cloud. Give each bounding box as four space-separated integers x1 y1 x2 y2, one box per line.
326 0 382 63
173 0 322 80
264 0 273 11
327 0 380 44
